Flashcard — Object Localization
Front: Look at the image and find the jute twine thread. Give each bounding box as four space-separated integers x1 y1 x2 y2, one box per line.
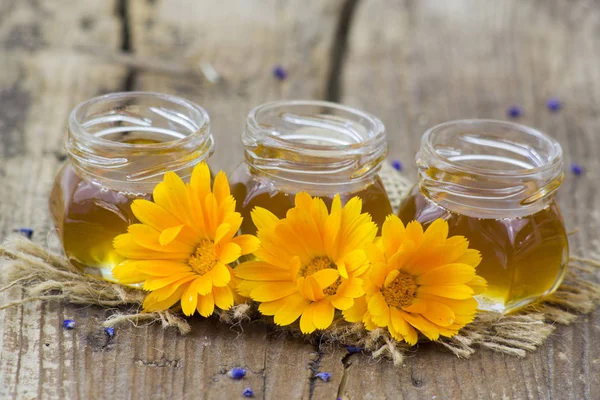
1 164 599 365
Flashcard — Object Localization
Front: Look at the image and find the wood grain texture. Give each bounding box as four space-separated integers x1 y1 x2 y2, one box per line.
336 0 600 399
1 0 599 399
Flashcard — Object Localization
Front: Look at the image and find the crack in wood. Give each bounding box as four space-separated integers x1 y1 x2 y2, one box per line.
326 0 360 102
336 352 355 398
117 0 137 90
308 340 325 400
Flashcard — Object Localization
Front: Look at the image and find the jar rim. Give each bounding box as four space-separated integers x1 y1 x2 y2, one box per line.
68 91 211 150
421 119 563 177
246 100 386 150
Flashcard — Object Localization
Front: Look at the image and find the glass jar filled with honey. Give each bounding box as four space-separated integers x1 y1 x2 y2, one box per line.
230 100 392 234
398 119 568 313
50 92 214 281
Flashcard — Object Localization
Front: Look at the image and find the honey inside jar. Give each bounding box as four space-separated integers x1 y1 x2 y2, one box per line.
50 92 213 280
399 120 568 313
231 166 392 234
230 100 392 234
398 186 568 312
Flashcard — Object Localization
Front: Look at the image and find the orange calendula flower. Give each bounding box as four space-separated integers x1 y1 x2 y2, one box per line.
235 193 377 333
112 162 259 317
344 215 486 344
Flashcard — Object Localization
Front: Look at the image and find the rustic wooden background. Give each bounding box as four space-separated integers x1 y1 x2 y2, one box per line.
1 0 599 399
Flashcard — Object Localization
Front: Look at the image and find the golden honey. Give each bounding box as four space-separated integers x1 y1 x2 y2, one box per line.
50 92 213 280
231 168 392 234
399 186 568 312
230 100 392 234
400 120 568 313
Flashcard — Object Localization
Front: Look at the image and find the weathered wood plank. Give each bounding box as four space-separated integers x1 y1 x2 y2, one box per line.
123 1 346 399
333 0 600 399
0 0 346 399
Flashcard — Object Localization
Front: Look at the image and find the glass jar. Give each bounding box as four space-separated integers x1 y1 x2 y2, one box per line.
50 92 214 281
230 100 392 234
398 119 568 313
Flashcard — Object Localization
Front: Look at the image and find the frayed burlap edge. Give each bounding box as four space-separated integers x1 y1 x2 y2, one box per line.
1 235 599 366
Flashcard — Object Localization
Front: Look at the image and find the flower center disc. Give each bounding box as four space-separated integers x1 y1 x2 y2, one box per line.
382 272 418 308
299 256 341 296
188 240 218 275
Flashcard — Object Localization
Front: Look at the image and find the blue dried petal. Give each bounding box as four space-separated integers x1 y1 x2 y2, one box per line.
391 160 402 171
315 372 331 382
105 327 115 337
63 319 76 330
242 388 255 398
571 163 583 176
18 228 34 239
507 105 522 118
273 65 288 80
344 345 362 354
228 367 246 379
547 97 561 112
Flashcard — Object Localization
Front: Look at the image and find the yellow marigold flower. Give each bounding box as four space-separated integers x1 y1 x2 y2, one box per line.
344 215 486 345
112 163 259 317
235 192 377 333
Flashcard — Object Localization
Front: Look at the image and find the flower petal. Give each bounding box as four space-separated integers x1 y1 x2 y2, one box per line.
159 224 185 246
189 274 213 296
311 269 340 290
217 242 242 264
342 296 367 323
251 207 279 233
329 295 354 310
234 261 292 281
212 171 230 204
213 285 234 310
250 282 298 302
312 300 335 330
421 301 456 327
231 234 260 255
143 283 186 312
181 282 199 316
210 262 232 287
416 264 476 286
190 162 211 201
399 310 440 341
273 293 310 326
300 302 317 333
143 273 196 291
197 292 215 317
418 284 474 300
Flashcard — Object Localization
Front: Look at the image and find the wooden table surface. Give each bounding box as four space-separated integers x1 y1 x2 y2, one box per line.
1 1 599 399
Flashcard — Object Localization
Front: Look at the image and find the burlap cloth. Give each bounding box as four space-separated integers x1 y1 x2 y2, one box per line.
1 164 599 365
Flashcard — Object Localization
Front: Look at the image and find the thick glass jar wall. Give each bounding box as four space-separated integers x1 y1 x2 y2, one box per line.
50 92 214 280
229 100 393 234
397 120 568 313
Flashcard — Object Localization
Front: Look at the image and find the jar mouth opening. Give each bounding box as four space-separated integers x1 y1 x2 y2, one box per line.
421 119 563 177
246 100 386 151
69 91 211 150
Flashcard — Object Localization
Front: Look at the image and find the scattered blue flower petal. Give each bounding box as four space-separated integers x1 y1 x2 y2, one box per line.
105 327 115 338
391 160 402 172
63 319 76 330
315 372 331 382
546 97 561 112
571 163 583 176
228 367 246 379
242 388 255 398
507 105 522 118
17 228 34 239
344 345 362 354
273 65 288 80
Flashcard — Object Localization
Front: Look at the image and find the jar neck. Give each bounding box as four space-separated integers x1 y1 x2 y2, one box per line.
417 120 564 219
66 92 213 193
242 100 387 186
